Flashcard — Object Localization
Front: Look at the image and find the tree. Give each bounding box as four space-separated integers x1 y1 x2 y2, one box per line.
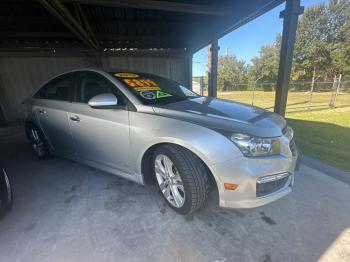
248 35 281 81
292 3 330 80
329 1 350 78
215 0 350 87
217 54 247 91
292 0 350 80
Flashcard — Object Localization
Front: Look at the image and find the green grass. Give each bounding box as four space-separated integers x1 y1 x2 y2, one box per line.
287 109 350 171
217 91 350 171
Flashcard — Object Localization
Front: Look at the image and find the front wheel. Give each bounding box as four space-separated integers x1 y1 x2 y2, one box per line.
25 124 51 160
153 145 210 215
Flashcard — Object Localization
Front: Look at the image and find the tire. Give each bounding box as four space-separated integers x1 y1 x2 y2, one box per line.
153 144 210 215
0 169 13 220
25 123 51 160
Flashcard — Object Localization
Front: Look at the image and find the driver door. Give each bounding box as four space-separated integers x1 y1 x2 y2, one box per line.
68 71 131 173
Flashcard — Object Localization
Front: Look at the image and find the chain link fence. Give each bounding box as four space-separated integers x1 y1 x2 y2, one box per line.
192 77 350 113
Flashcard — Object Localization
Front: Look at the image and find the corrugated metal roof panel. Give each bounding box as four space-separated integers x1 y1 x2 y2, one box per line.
0 0 284 51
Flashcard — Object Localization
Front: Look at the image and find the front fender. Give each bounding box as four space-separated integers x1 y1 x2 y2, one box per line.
129 111 242 176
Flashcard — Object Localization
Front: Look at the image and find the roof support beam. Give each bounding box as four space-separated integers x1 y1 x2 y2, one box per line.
274 0 304 116
0 49 190 58
0 32 184 41
0 39 187 49
0 32 75 38
207 39 219 97
185 55 193 90
63 0 226 15
37 0 99 50
0 16 206 29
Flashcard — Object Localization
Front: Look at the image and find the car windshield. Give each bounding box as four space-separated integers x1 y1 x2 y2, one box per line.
110 72 199 105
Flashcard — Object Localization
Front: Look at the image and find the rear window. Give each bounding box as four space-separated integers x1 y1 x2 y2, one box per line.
34 73 74 101
110 72 198 105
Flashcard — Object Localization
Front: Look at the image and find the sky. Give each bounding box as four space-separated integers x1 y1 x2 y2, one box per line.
192 0 328 76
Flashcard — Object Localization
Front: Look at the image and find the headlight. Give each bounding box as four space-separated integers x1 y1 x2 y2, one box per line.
230 133 280 157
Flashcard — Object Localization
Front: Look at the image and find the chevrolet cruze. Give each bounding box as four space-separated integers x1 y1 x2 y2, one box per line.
23 69 298 214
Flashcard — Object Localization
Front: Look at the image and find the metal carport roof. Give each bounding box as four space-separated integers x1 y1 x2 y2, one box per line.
0 0 285 53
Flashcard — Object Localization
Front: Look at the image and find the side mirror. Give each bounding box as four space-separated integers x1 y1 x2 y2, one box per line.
88 93 118 108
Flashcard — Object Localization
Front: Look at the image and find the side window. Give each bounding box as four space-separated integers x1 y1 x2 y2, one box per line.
34 74 75 101
77 72 124 105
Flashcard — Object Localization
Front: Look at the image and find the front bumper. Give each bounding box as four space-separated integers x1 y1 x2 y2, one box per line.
209 151 298 209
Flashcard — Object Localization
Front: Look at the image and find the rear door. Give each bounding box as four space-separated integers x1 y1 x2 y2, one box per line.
68 71 131 173
34 73 76 158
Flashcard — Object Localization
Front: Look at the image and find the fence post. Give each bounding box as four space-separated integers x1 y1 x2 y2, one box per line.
329 75 341 108
308 66 316 110
333 74 342 107
199 76 204 96
329 75 337 107
252 77 263 106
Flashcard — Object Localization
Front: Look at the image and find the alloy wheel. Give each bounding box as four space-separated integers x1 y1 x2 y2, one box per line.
154 154 185 208
29 128 45 157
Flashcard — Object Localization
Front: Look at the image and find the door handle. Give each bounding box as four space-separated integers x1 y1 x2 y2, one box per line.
38 109 46 115
70 115 80 122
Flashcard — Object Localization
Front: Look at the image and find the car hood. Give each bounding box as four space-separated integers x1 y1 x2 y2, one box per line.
151 97 286 137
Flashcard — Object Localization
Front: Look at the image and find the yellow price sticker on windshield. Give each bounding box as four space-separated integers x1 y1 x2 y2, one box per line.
114 73 140 78
123 79 159 88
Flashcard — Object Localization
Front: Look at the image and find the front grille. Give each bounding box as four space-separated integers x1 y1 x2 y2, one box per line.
256 176 290 197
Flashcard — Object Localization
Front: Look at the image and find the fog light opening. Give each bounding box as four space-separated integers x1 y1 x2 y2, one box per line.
257 172 290 184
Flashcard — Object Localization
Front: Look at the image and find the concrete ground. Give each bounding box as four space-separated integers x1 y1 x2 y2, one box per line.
0 127 350 262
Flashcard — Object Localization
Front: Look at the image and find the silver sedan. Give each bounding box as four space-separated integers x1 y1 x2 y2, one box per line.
23 69 298 214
